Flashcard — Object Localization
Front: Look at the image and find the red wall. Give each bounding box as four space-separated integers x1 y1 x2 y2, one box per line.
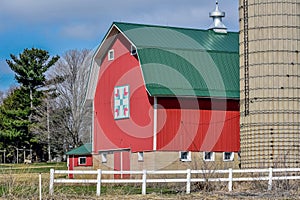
113 151 130 179
68 155 93 167
156 97 240 152
93 31 240 154
94 33 154 153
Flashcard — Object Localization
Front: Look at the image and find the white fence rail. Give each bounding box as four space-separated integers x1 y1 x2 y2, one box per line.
49 168 300 196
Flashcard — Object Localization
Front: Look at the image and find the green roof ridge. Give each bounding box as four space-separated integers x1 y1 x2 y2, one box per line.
113 21 239 34
111 22 240 99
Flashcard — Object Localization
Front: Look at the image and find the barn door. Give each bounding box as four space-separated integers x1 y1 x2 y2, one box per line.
114 151 130 179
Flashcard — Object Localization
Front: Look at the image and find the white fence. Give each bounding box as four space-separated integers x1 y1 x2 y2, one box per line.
49 168 300 196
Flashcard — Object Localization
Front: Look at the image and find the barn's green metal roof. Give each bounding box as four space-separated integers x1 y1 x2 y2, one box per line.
66 143 92 155
113 22 239 99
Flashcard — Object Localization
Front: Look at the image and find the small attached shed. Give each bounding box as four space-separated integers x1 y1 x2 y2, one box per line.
66 143 93 178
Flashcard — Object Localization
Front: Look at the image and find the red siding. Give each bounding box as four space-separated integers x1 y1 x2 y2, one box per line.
68 155 93 167
114 152 121 179
94 33 153 153
93 33 240 155
156 98 240 152
114 151 130 179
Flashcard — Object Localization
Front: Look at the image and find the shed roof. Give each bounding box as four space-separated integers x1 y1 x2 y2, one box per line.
113 22 239 99
66 143 92 155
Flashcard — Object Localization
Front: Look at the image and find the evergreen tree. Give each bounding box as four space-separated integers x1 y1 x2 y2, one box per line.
0 88 31 162
1 48 59 161
6 48 59 120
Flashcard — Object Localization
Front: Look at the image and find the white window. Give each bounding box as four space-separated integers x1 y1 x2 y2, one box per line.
130 45 137 55
138 152 144 162
180 151 191 162
203 152 215 161
223 152 234 161
108 49 114 61
78 157 86 165
101 153 107 163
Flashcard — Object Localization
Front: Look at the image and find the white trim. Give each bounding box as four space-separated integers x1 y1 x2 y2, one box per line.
120 152 123 178
138 152 144 162
153 97 157 150
101 153 107 163
203 152 215 161
84 24 118 103
67 155 69 170
113 25 134 46
108 49 114 61
223 152 234 161
180 151 191 162
98 148 130 153
113 24 152 96
92 101 94 153
78 156 87 165
130 45 137 55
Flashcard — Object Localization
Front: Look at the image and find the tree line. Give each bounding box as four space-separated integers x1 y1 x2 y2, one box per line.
0 48 92 162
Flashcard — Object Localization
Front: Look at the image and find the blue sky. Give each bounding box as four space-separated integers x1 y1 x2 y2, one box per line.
0 0 238 92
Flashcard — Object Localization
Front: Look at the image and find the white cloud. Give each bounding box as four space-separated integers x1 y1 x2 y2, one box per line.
60 24 101 40
0 0 238 30
0 0 239 44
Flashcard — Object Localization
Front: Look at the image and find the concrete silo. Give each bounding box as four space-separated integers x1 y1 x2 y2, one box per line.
239 0 300 168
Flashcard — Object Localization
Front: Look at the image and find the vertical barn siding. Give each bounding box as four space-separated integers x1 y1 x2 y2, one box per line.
156 98 239 152
84 156 93 166
114 152 121 178
114 151 130 178
94 33 153 153
68 155 93 167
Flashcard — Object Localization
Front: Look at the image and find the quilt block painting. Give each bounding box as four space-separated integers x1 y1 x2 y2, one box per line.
114 85 130 120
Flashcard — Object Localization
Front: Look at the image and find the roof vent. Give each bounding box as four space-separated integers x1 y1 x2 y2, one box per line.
209 1 227 33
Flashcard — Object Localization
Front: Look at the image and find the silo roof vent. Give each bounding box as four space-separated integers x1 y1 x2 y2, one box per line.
209 1 227 33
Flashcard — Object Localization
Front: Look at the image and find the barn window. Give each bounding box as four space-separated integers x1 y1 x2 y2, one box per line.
138 152 144 162
78 157 86 165
108 49 114 60
180 151 191 162
203 152 215 161
101 153 107 163
131 45 137 55
223 152 234 161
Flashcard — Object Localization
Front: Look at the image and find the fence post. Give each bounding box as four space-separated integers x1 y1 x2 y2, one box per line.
49 168 54 196
142 170 147 195
228 168 233 192
268 167 273 191
96 169 102 196
186 169 191 194
39 173 42 200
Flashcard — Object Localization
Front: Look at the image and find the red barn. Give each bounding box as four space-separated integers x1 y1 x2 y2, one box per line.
86 22 240 171
66 143 93 178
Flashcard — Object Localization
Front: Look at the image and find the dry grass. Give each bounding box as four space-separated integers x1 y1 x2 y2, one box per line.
1 163 300 199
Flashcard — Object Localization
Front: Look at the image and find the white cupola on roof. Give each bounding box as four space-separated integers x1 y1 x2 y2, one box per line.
209 1 227 33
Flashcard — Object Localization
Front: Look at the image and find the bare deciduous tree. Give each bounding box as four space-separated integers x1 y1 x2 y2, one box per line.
49 49 93 151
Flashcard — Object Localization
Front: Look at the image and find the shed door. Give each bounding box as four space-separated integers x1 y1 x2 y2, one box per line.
114 151 130 179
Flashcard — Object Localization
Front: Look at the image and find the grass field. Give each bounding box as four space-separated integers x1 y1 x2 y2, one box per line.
1 162 300 199
0 162 66 173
